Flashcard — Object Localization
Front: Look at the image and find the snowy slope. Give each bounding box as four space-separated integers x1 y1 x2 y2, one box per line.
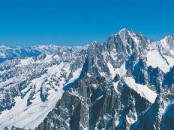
124 77 157 103
146 50 170 73
0 29 174 130
0 46 87 129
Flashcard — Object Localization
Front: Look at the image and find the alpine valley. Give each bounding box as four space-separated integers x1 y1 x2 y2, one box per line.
0 29 174 130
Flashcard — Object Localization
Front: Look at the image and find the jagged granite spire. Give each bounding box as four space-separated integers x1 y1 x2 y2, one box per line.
0 29 174 129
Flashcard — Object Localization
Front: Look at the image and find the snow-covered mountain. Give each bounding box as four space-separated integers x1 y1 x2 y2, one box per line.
0 29 174 130
0 46 87 129
0 45 89 63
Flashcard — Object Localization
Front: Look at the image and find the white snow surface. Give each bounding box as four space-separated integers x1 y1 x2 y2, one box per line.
124 77 157 103
16 58 33 66
0 53 84 129
107 62 127 79
161 37 170 50
0 88 63 129
146 50 170 73
169 50 174 56
164 55 174 67
73 44 89 51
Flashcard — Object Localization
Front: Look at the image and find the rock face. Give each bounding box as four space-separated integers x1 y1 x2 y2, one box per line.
36 75 174 130
35 76 152 130
0 29 174 130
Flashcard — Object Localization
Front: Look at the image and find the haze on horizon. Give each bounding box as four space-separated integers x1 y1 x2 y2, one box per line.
0 0 173 46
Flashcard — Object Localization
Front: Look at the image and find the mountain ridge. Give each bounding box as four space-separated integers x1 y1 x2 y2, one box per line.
0 29 174 130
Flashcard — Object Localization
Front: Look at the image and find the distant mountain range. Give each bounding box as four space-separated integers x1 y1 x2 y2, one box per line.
0 29 174 130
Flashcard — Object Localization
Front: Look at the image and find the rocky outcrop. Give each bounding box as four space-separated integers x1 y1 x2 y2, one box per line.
35 75 154 130
1 29 174 130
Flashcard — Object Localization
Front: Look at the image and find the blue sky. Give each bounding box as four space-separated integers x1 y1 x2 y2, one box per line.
0 0 173 46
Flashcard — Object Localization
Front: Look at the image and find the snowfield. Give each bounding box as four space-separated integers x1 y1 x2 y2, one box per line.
146 50 170 73
0 61 83 129
124 77 157 103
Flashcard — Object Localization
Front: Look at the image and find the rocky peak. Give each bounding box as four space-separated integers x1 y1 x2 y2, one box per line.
0 29 174 130
107 29 148 58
